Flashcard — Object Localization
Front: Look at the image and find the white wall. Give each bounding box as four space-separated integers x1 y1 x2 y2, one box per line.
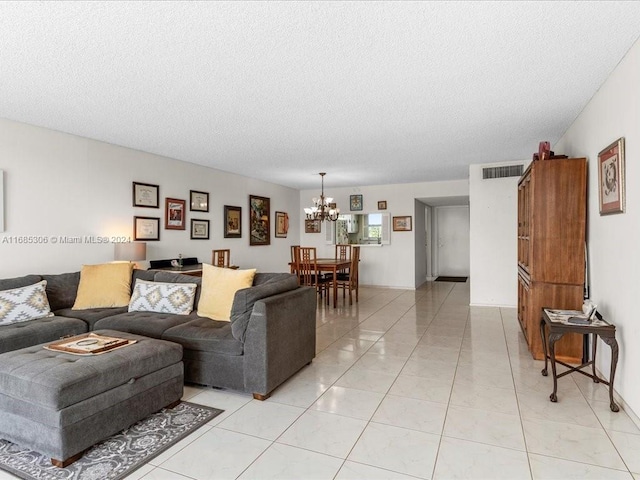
469 162 522 306
555 38 640 420
0 119 300 277
299 179 468 288
413 199 427 288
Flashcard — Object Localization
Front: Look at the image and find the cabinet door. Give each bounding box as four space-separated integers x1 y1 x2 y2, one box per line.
517 173 531 273
517 275 530 341
530 159 586 284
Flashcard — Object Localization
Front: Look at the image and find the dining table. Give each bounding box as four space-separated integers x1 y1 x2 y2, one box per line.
290 258 351 308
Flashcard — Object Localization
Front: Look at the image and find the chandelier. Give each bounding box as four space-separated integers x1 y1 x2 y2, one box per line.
304 172 340 222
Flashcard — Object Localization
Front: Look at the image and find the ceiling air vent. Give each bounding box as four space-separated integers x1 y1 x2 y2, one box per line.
482 164 524 179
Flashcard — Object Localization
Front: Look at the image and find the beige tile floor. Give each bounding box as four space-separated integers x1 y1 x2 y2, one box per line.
3 281 637 479
133 281 640 479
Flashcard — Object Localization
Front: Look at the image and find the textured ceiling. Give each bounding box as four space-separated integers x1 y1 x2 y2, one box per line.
1 1 639 190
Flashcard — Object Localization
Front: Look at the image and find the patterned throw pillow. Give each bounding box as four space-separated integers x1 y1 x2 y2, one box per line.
128 279 197 315
0 280 54 325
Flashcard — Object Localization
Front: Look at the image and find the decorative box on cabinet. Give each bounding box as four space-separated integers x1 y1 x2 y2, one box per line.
517 157 587 363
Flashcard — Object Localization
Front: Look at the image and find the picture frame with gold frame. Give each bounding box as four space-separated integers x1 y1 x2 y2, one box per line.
275 211 289 238
598 137 625 215
224 205 242 238
392 216 412 232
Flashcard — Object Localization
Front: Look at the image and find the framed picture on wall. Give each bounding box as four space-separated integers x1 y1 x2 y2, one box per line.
350 194 363 211
224 205 242 238
249 195 270 245
190 219 210 240
598 137 625 215
132 182 159 208
164 198 186 230
392 216 412 231
134 216 160 241
378 200 387 210
275 211 289 238
305 219 321 233
190 190 209 212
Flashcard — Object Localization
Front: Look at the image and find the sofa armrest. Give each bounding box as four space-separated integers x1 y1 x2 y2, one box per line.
243 286 316 396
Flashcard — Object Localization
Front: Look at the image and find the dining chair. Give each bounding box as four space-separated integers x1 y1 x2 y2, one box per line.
211 249 231 268
336 245 360 305
290 245 301 284
297 246 330 303
335 244 351 275
335 244 352 261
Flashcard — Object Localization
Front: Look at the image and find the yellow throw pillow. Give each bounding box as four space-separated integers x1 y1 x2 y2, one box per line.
72 262 134 309
198 264 256 321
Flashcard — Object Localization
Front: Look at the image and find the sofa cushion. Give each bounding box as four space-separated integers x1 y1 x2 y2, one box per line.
129 279 197 315
132 269 157 288
72 263 134 309
93 311 194 338
54 306 129 330
0 280 54 326
198 265 256 321
230 273 299 342
0 275 42 291
42 272 80 311
162 318 243 356
153 271 203 307
41 270 153 311
0 316 88 354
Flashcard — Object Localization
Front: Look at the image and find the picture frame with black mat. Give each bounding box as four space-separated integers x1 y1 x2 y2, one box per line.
190 219 209 240
134 216 160 241
132 182 159 208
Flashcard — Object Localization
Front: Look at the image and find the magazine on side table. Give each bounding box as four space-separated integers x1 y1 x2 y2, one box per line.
45 333 137 355
543 307 607 327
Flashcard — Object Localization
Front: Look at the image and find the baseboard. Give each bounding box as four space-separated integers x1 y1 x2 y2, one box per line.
359 283 415 290
469 302 517 308
595 367 640 429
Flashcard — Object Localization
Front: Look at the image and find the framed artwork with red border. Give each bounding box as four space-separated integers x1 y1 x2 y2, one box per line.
165 198 186 230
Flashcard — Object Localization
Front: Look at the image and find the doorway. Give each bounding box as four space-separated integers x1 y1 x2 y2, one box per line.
436 206 470 277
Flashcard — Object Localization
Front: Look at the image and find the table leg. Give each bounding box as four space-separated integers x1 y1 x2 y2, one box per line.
332 267 338 308
592 333 599 383
540 320 549 377
601 336 620 412
548 332 564 403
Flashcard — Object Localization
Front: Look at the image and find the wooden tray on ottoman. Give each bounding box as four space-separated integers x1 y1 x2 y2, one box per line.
44 332 136 355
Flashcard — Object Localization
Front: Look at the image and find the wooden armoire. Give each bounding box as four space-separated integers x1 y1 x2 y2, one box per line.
517 157 587 363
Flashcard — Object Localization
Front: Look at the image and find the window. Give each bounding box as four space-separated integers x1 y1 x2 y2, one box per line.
364 213 382 242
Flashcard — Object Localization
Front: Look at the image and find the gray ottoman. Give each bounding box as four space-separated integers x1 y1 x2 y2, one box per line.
0 330 183 466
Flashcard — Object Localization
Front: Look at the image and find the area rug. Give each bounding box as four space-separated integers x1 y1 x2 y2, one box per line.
0 402 223 480
435 276 468 282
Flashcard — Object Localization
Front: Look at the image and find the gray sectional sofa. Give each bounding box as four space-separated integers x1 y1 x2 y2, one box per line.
0 269 316 399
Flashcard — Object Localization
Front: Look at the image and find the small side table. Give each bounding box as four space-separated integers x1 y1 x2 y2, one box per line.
540 308 619 412
150 264 203 277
